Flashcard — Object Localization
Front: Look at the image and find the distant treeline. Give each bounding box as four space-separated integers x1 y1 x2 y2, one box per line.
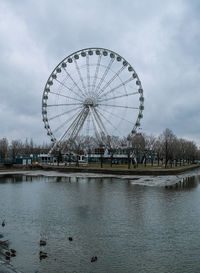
0 128 199 168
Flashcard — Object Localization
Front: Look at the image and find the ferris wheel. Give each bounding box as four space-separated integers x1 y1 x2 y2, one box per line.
42 48 144 151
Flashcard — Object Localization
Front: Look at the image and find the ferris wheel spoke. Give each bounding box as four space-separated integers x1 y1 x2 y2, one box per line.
86 111 91 137
90 108 103 143
74 59 88 97
86 54 91 94
95 58 114 94
53 108 83 133
99 107 135 125
90 108 103 136
99 77 134 99
49 91 83 103
99 91 138 103
47 103 82 107
57 108 86 143
96 108 122 136
93 108 109 136
48 106 83 121
98 103 139 110
69 108 89 139
98 65 126 96
63 68 86 98
55 78 84 99
68 110 85 136
90 107 108 137
92 54 102 91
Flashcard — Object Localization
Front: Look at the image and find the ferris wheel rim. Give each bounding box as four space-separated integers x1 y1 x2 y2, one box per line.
42 47 144 149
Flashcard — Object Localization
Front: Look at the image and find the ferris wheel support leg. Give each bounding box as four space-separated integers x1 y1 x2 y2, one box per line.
69 108 89 140
89 107 108 144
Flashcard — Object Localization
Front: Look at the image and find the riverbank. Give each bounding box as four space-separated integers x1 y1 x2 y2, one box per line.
0 164 199 176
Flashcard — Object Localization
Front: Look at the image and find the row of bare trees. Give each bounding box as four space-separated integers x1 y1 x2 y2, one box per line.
128 128 199 167
0 128 199 167
0 138 50 161
59 128 200 168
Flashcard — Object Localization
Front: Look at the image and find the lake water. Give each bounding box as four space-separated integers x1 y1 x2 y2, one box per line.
0 170 200 273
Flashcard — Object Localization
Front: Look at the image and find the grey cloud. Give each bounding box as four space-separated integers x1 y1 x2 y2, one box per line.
0 0 199 144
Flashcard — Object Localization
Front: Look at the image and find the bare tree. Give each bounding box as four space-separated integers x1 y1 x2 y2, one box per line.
0 138 8 161
154 136 164 166
107 135 121 167
160 128 176 168
61 136 86 166
131 133 145 167
171 137 181 166
184 140 197 164
10 140 23 160
143 134 156 166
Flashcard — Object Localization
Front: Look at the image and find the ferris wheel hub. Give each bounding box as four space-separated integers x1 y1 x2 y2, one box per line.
83 97 98 108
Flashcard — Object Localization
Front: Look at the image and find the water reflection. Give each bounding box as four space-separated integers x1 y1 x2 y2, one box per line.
0 174 200 273
0 175 25 183
165 175 199 191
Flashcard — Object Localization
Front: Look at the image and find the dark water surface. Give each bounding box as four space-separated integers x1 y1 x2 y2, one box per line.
0 174 200 273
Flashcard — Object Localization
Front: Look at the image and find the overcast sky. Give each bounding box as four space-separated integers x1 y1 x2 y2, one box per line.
0 0 200 145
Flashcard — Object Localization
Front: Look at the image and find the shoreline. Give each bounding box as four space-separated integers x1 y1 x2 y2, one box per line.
0 164 199 176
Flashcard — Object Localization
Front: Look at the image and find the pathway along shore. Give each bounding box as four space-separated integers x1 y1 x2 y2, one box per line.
0 164 199 176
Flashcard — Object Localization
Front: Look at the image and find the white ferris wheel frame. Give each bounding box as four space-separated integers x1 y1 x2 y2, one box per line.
42 47 144 152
